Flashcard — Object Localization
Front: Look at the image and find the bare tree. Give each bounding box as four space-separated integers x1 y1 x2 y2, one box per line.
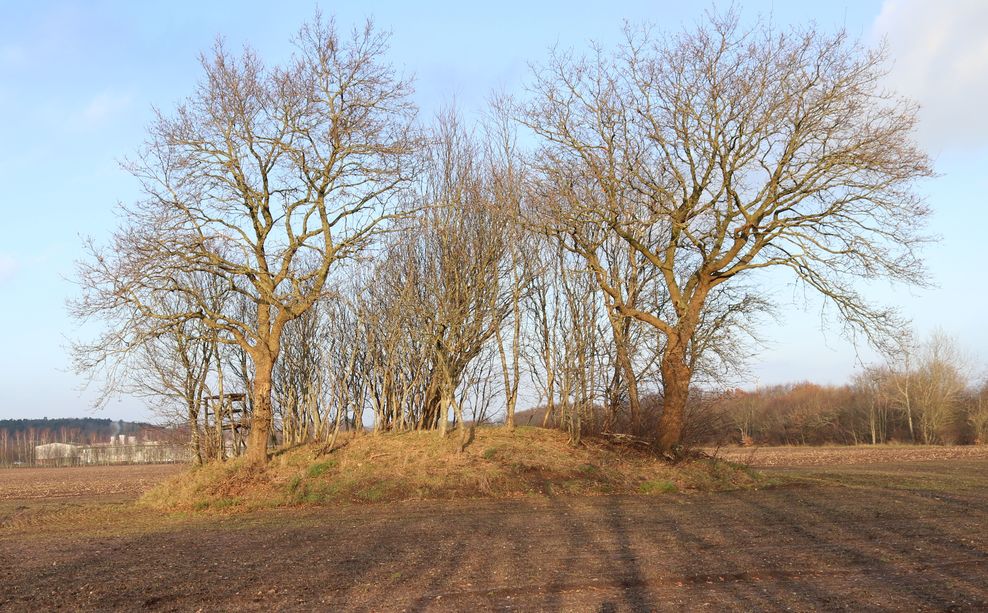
274 303 329 446
485 101 530 431
969 379 988 445
71 15 418 463
136 313 216 464
522 239 565 428
71 271 223 465
521 12 932 452
853 367 893 445
387 111 515 449
322 296 371 436
913 331 969 444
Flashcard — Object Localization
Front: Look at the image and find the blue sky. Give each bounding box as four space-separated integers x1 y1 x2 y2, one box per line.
1 1 985 421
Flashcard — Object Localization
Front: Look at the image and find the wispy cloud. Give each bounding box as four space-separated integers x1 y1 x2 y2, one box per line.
79 90 134 127
872 0 988 151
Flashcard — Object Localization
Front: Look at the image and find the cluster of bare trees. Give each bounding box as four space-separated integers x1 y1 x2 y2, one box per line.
711 332 986 446
0 420 176 466
72 10 936 463
0 427 91 466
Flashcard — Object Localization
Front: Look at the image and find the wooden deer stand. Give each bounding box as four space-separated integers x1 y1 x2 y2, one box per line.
202 392 249 458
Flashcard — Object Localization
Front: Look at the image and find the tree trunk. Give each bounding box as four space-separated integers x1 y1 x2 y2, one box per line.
438 387 450 436
354 398 364 433
616 334 641 434
605 311 640 434
869 405 877 445
246 350 275 464
658 340 691 454
188 400 202 466
451 393 468 452
495 326 516 430
542 362 556 428
214 346 227 461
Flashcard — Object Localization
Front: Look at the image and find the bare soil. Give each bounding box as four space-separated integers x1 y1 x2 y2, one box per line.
0 464 183 501
2 452 988 611
713 443 988 467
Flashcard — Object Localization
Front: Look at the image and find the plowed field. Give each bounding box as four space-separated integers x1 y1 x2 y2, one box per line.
2 450 987 611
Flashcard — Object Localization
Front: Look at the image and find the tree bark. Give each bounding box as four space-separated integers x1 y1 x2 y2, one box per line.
496 325 518 430
614 321 641 434
188 399 202 466
658 338 691 454
246 349 275 464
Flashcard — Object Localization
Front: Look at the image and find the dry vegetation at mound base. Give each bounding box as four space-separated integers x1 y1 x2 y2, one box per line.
142 427 761 512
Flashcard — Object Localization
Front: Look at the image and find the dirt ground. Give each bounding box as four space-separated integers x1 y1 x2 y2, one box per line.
712 444 988 467
0 464 183 501
2 453 988 611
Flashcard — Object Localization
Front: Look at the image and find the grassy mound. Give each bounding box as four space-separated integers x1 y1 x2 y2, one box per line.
141 427 761 512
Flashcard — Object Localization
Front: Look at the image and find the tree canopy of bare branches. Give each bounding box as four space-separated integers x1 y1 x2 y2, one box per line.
72 9 940 463
71 15 418 463
520 11 933 451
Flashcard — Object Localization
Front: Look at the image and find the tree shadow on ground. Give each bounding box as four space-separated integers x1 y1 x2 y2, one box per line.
3 478 988 611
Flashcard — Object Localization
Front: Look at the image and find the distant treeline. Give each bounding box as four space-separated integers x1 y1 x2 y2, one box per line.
0 418 182 466
703 379 988 447
522 365 988 448
0 417 149 438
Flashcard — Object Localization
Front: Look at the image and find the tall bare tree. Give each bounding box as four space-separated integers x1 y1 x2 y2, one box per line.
387 111 515 449
72 15 418 463
912 331 969 444
521 12 933 452
485 100 530 431
274 303 329 446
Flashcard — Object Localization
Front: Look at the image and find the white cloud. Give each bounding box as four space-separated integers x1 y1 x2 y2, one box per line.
0 254 18 284
872 0 988 151
80 90 134 127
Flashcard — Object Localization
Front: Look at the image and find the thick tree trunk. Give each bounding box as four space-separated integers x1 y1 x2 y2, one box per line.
605 366 622 432
246 350 275 464
438 386 450 436
658 341 691 454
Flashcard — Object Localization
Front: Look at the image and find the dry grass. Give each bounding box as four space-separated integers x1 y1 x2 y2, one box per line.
141 427 761 512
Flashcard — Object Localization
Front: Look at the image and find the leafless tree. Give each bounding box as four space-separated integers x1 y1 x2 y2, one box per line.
521 239 566 428
71 271 224 464
852 367 893 445
385 110 516 449
274 303 329 446
71 15 418 463
485 100 530 431
321 296 371 436
969 380 988 445
520 11 933 452
912 331 969 444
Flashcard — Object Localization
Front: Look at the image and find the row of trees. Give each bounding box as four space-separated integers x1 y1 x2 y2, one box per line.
0 419 175 466
0 426 97 466
712 335 987 446
72 11 935 463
